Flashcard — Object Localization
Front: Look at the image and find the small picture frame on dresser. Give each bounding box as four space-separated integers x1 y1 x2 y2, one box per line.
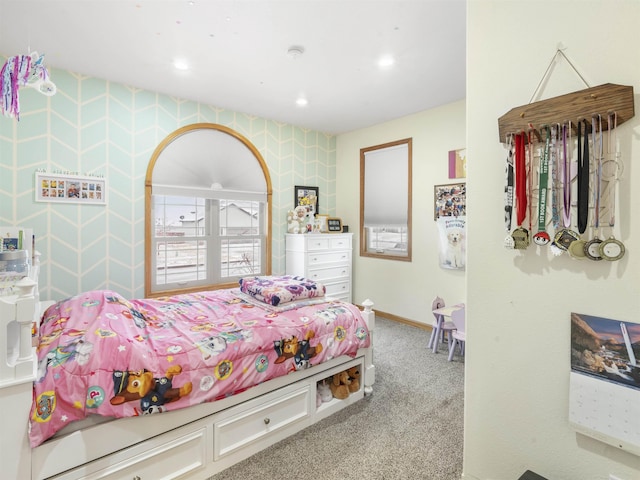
316 214 329 233
327 217 343 233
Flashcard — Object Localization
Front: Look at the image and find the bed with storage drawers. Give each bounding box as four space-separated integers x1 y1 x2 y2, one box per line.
0 274 375 480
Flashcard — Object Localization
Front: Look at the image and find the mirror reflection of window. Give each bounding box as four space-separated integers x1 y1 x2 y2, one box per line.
360 138 412 261
145 124 272 297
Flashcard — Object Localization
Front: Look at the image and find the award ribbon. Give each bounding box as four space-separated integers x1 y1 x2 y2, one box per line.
577 119 590 234
585 115 603 261
511 132 530 249
550 124 560 231
533 126 550 245
504 135 515 249
552 122 579 254
599 112 625 261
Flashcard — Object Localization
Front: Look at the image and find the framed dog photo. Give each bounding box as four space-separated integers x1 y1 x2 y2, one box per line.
434 182 466 220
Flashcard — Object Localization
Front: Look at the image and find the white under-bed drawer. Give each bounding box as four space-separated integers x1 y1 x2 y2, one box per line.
214 383 310 460
48 425 208 480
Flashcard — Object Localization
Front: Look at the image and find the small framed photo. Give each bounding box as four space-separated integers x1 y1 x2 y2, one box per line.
294 186 319 216
434 183 466 220
316 214 329 233
327 217 343 233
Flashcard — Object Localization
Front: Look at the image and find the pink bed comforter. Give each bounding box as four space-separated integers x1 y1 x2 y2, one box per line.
29 288 370 447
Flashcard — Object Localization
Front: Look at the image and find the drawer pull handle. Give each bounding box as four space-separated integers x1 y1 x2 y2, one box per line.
312 257 318 261
264 417 271 425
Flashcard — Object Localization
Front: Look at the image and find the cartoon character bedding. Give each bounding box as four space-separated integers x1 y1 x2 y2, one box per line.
29 276 370 447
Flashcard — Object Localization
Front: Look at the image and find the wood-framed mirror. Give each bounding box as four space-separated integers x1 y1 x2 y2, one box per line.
145 123 272 297
359 138 412 261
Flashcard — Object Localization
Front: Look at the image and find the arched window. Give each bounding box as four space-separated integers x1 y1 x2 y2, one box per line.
145 123 272 297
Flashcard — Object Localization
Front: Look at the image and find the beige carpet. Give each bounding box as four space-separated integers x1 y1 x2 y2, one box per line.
210 317 465 480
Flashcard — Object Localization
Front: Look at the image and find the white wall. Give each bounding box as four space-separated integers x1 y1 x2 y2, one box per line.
466 1 640 480
336 100 466 323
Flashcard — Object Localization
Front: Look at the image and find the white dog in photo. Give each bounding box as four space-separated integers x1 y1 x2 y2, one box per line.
445 228 465 268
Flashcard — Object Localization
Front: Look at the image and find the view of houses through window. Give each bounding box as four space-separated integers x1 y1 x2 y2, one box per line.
365 226 409 255
153 195 264 289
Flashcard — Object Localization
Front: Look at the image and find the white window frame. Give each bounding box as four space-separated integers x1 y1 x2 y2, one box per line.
151 195 266 293
144 123 272 297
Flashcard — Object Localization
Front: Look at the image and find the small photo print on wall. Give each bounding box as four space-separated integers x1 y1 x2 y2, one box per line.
448 148 466 179
434 182 466 220
35 172 106 205
437 216 465 270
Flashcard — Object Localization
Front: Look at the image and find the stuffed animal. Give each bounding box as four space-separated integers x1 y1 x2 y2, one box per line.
346 365 361 393
287 205 308 234
317 379 332 403
330 370 351 400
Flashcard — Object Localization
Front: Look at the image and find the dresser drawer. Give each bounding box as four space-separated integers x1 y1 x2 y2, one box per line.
330 236 351 250
214 385 310 459
306 237 330 251
51 427 208 480
307 250 350 266
307 265 350 282
325 280 350 298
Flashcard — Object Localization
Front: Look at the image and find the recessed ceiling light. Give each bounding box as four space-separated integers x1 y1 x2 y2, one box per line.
296 97 308 107
174 60 189 70
378 56 395 68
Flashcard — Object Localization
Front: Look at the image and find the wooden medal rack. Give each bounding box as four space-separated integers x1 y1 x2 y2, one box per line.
498 83 634 142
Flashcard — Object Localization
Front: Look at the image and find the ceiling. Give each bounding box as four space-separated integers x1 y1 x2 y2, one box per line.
0 0 466 135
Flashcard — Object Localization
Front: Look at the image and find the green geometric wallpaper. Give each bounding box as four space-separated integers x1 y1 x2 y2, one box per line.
0 61 336 300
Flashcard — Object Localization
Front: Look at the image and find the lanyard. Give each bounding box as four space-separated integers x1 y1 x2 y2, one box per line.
504 135 514 233
599 112 625 261
592 114 603 232
562 123 572 228
550 124 560 230
577 119 590 234
511 131 531 249
533 126 551 245
515 132 527 227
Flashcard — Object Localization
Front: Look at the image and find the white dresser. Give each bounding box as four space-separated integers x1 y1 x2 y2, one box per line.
285 233 353 303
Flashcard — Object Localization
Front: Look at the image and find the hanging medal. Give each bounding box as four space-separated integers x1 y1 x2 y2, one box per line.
511 132 530 249
504 134 515 249
566 119 589 258
584 115 603 261
599 112 626 261
552 122 580 254
549 124 561 235
533 126 551 246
